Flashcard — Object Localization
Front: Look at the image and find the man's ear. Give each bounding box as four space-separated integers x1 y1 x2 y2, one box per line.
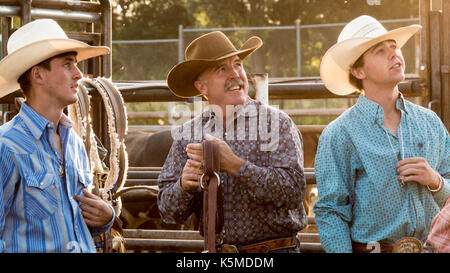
350 66 366 80
29 66 45 84
194 80 208 98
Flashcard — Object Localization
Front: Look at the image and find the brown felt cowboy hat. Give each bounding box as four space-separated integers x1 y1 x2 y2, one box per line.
167 31 263 98
0 19 110 98
320 15 421 96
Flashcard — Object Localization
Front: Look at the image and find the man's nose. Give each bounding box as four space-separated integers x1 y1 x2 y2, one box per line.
73 65 82 80
228 67 240 79
389 47 401 60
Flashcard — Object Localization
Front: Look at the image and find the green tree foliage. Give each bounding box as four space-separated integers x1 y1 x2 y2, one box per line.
185 0 419 77
112 0 419 80
112 0 194 80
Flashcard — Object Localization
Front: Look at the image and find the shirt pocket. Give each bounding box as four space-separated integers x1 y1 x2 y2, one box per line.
23 173 59 220
75 170 92 196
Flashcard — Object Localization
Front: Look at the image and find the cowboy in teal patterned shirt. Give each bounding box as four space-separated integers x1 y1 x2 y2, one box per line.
314 15 450 253
0 19 114 252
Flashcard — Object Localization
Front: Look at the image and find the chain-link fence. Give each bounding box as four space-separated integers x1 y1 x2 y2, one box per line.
112 18 420 81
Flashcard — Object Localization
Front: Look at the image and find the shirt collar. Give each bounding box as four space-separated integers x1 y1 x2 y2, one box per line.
396 92 408 114
355 92 409 124
19 102 74 140
234 97 259 118
203 96 258 123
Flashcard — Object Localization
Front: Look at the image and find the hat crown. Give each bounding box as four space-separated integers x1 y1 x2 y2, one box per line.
185 31 238 61
338 15 388 42
7 19 68 55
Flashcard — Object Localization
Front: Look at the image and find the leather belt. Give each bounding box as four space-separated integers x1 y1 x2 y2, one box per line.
352 237 423 253
217 236 298 253
201 140 223 253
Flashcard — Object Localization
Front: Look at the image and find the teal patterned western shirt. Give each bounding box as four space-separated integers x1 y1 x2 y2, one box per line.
313 94 450 253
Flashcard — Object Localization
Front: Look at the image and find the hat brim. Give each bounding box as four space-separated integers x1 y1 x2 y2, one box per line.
167 36 263 98
0 39 110 98
320 25 421 96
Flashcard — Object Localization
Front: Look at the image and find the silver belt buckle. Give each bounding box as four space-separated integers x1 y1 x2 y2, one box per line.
392 237 423 253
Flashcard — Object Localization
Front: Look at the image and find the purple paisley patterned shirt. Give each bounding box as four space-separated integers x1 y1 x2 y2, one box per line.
157 98 307 245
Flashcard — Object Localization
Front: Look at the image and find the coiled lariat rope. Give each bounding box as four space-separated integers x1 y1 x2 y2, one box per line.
68 77 129 253
78 77 129 201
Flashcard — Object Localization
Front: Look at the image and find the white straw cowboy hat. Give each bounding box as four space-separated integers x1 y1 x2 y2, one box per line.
320 15 421 96
167 31 263 98
0 19 110 98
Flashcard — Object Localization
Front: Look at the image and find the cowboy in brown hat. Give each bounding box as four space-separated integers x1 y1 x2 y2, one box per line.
0 19 114 252
158 31 307 253
314 15 450 253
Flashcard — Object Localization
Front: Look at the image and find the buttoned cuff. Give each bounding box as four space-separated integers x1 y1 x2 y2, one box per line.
90 204 116 236
175 178 197 201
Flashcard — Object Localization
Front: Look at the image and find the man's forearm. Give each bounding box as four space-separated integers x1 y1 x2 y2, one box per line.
89 205 115 236
224 155 245 175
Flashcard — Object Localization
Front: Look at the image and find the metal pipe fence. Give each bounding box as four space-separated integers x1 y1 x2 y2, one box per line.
0 3 101 22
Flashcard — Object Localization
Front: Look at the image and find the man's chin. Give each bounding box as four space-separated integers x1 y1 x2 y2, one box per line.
65 96 79 107
391 71 405 82
227 94 247 106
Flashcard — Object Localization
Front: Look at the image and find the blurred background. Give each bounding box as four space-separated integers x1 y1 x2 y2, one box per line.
106 0 425 127
0 0 433 128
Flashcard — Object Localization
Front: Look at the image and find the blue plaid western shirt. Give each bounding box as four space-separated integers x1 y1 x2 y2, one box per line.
0 103 114 253
314 94 450 253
